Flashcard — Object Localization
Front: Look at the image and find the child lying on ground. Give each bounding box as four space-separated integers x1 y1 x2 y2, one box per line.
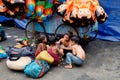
47 36 63 66
64 36 86 69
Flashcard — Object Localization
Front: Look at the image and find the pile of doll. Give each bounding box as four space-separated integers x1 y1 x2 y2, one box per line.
0 0 57 22
57 0 108 27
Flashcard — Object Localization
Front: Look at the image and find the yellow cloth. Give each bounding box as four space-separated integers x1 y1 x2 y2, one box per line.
36 50 54 64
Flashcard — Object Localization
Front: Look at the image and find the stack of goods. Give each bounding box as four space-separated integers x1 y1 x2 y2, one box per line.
57 0 108 27
5 38 34 70
0 0 25 19
25 0 54 22
0 0 58 22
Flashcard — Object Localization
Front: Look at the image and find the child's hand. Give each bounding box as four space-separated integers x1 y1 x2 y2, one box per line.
60 45 65 49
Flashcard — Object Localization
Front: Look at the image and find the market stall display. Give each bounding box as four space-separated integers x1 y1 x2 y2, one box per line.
57 0 107 27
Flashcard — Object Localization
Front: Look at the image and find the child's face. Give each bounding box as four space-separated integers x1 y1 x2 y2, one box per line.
64 35 70 41
23 40 28 46
43 37 47 43
71 40 76 46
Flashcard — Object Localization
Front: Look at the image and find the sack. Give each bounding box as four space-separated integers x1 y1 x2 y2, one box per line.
5 46 34 61
36 50 54 64
6 56 32 70
24 60 50 78
0 46 7 60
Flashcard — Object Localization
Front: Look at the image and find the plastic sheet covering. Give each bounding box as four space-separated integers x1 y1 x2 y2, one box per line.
96 0 120 41
0 15 12 22
14 19 28 29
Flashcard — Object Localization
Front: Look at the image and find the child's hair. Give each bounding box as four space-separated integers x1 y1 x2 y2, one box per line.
48 36 57 45
64 31 73 38
37 33 47 43
71 36 80 44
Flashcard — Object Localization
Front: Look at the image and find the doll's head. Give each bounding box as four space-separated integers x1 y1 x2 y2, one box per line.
77 8 93 27
57 4 67 17
95 6 108 23
1 0 25 18
0 0 7 12
70 7 78 21
95 6 105 16
63 11 74 24
77 8 92 20
5 0 25 4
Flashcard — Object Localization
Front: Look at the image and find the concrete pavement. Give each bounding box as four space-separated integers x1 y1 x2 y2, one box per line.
0 26 120 80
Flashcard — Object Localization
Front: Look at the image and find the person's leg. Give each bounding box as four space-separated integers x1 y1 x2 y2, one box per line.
72 56 83 65
65 52 83 67
65 52 73 69
59 48 64 56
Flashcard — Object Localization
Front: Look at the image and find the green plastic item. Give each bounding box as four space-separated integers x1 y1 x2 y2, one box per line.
22 38 28 41
36 1 45 6
31 13 37 19
44 3 53 9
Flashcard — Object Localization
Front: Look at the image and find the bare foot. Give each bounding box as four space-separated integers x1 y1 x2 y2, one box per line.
64 64 72 69
57 64 61 67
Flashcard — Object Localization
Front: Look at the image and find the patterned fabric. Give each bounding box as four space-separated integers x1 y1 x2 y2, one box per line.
24 60 50 78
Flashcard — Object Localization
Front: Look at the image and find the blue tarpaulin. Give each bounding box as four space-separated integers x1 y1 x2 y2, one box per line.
0 0 120 41
0 15 12 22
14 19 27 29
97 0 120 41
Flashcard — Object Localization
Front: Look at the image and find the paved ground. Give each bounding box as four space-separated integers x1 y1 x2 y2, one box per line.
0 26 120 80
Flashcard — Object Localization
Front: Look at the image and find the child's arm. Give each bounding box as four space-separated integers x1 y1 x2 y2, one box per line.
35 44 42 57
72 47 76 56
60 45 72 50
36 44 42 51
57 48 64 56
56 38 63 45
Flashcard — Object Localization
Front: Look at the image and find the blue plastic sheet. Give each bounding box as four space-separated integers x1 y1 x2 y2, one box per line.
14 19 27 29
0 15 12 22
96 0 120 41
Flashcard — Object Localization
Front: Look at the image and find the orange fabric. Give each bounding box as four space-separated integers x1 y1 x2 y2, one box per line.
0 0 7 12
57 0 103 24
